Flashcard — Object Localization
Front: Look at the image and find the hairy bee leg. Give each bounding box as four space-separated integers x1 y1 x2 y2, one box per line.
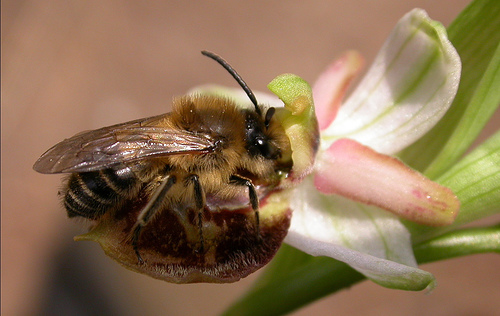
186 174 206 252
230 175 260 237
131 175 176 264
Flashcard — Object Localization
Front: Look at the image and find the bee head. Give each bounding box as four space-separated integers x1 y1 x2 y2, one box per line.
244 109 281 160
201 51 281 160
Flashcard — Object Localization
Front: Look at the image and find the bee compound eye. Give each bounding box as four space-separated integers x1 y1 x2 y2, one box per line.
254 137 279 160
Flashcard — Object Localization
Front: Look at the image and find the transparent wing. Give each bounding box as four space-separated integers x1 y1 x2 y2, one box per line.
33 114 216 174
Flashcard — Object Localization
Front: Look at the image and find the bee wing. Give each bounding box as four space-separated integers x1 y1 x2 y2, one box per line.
33 114 216 174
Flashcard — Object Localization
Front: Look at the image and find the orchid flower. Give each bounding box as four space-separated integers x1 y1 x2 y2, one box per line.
197 9 461 290
286 9 461 289
223 1 500 314
70 1 499 308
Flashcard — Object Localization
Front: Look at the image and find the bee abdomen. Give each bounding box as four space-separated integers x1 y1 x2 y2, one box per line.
64 167 138 219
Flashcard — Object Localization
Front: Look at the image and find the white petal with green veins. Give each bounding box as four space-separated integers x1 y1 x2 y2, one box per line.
286 177 436 290
321 9 461 155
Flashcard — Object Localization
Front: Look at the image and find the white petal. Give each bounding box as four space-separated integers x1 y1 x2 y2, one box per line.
321 9 461 155
286 230 435 289
286 177 435 290
187 84 284 109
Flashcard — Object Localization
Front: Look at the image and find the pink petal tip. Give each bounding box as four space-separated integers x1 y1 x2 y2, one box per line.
312 51 364 131
314 139 459 226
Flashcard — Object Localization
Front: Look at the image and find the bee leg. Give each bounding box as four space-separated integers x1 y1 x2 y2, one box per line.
131 175 176 264
230 175 260 238
185 174 205 253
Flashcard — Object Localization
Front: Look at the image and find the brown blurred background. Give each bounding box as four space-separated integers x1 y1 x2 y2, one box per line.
2 1 499 315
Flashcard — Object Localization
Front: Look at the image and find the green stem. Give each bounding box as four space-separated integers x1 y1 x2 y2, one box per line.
222 257 364 316
413 224 500 263
223 225 500 316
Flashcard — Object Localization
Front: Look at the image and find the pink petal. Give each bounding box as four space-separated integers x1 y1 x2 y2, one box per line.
312 51 364 131
321 10 461 155
314 139 459 226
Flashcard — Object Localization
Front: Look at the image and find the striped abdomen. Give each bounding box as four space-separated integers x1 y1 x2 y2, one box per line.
64 166 138 219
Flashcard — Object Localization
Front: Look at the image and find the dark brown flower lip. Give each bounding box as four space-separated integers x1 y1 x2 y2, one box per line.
77 191 292 283
127 207 292 283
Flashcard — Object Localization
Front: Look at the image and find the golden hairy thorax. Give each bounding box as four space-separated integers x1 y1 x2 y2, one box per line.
134 95 292 204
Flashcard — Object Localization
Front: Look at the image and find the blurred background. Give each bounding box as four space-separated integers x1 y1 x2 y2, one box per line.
2 1 499 315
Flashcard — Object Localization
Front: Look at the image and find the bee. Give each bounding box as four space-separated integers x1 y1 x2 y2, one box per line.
34 51 294 282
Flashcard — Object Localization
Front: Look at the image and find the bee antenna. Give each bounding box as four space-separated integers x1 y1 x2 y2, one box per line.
201 50 261 116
